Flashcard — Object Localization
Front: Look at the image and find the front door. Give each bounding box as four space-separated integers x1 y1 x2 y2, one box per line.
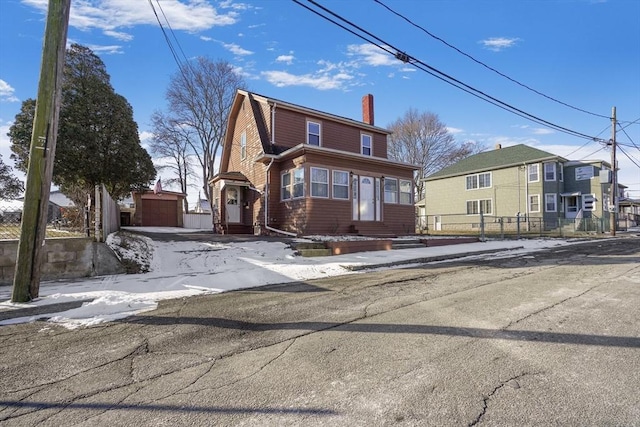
226 186 241 223
565 196 579 219
359 176 375 221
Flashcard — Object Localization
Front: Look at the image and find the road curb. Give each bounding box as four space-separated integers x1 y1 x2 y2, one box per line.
0 299 94 322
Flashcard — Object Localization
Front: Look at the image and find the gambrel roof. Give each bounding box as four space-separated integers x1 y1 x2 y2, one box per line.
425 144 566 181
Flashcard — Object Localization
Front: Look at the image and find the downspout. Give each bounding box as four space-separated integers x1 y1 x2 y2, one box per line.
524 162 530 231
261 102 297 237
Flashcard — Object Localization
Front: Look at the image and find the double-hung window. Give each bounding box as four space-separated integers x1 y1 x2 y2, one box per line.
293 168 305 198
528 164 539 182
529 194 540 212
545 194 557 212
332 170 349 199
310 167 329 198
384 178 398 203
399 179 412 205
544 163 556 181
465 172 491 190
307 121 321 146
282 169 305 200
361 134 372 156
281 172 291 200
466 199 492 215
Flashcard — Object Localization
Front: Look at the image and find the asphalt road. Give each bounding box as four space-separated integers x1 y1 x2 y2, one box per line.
0 237 638 426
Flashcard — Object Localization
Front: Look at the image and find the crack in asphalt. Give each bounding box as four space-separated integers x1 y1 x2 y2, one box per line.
468 372 541 427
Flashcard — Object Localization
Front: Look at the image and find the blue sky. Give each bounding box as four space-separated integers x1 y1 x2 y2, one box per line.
1 0 639 205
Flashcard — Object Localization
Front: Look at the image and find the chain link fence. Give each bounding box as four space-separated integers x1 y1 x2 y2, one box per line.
1 206 91 240
416 213 610 239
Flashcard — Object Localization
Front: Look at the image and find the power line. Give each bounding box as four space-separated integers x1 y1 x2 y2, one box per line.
617 121 640 151
294 0 604 142
578 146 605 160
148 0 190 81
618 144 640 169
371 0 612 121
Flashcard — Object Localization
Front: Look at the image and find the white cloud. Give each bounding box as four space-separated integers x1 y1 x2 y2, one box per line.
85 43 124 55
103 30 133 42
261 70 353 90
222 42 253 56
0 122 12 149
139 131 154 143
276 54 294 65
447 127 464 135
200 36 213 42
532 128 555 135
480 37 521 52
0 80 19 103
347 43 396 66
21 0 239 41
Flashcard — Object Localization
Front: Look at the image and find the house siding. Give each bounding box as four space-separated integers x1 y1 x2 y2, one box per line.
424 153 611 231
213 90 417 236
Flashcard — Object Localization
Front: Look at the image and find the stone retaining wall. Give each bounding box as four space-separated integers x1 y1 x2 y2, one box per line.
0 238 124 285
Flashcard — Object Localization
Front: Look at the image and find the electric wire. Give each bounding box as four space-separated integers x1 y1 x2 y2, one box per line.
577 146 605 160
618 145 640 169
564 124 611 158
617 121 640 151
295 0 604 142
371 0 611 120
148 0 192 84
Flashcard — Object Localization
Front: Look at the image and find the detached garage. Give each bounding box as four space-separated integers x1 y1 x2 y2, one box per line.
132 189 186 227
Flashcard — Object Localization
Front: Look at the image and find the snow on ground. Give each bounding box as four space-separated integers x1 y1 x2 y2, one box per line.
0 228 581 329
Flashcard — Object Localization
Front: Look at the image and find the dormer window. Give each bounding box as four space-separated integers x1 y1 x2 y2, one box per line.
307 121 321 146
361 134 372 156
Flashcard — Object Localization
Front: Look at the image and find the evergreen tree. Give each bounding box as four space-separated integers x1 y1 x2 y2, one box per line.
7 44 155 203
0 155 23 200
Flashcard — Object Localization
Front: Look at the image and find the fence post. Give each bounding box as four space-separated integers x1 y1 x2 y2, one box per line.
500 217 504 239
480 211 485 241
516 213 521 239
539 218 543 237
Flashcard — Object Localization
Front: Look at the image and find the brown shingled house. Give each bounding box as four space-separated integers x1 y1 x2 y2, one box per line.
210 90 418 236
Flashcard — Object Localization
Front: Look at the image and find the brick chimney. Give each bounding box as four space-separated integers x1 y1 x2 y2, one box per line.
362 94 374 125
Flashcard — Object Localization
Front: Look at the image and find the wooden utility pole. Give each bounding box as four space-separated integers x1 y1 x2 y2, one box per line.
11 0 71 302
609 106 617 237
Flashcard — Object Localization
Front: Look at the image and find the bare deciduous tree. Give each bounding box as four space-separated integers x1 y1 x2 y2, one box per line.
149 111 195 212
163 58 246 218
387 108 484 201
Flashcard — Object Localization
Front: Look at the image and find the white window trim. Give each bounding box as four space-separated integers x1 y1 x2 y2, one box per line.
465 172 492 190
544 162 556 182
545 193 557 212
528 164 540 183
399 179 412 205
306 120 321 146
292 168 305 199
529 194 541 213
466 199 492 215
310 167 329 199
384 177 398 204
332 170 350 200
240 131 247 160
361 133 372 156
281 171 291 201
559 164 564 182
